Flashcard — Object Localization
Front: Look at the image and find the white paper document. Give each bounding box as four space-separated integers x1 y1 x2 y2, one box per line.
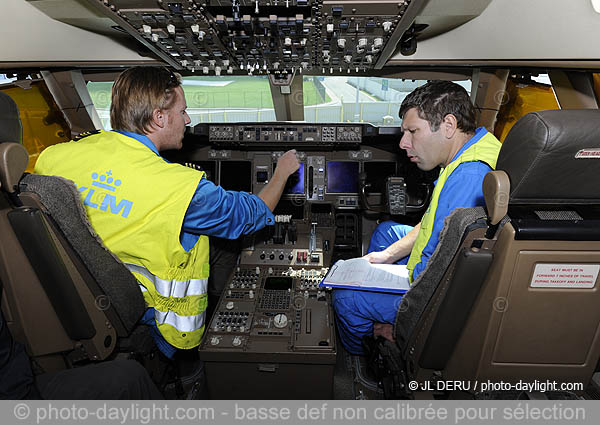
319 257 411 293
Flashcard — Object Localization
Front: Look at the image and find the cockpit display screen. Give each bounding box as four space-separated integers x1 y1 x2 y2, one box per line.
264 276 293 290
327 161 359 193
220 161 252 192
277 163 305 195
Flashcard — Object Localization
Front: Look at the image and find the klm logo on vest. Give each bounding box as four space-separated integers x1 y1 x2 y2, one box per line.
78 170 133 218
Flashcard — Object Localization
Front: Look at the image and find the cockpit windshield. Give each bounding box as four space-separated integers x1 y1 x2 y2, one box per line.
88 76 471 129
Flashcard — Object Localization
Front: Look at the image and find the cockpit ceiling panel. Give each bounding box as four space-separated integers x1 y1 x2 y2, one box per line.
81 0 426 74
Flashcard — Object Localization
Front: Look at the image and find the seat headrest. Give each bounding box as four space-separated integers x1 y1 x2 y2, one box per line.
497 110 600 205
0 92 22 144
0 92 27 192
0 143 28 193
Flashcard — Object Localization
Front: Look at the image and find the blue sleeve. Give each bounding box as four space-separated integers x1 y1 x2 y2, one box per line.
412 161 492 279
182 177 275 239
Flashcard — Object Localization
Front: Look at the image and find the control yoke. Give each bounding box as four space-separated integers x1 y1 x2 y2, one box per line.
359 172 430 215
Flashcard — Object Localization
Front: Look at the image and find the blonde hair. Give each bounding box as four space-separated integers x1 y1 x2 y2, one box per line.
110 67 182 134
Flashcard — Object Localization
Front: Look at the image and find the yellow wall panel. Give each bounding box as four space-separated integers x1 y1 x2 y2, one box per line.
494 79 559 142
1 82 70 172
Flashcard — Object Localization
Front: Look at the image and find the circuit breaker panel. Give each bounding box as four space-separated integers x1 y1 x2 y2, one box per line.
83 0 427 75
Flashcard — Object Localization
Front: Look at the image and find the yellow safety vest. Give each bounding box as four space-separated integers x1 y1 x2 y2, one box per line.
35 130 210 349
406 131 501 282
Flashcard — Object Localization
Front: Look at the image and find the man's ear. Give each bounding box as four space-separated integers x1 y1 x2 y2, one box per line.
152 108 165 129
442 113 458 139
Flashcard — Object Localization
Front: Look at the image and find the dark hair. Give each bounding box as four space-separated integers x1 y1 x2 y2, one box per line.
399 81 476 133
110 66 182 134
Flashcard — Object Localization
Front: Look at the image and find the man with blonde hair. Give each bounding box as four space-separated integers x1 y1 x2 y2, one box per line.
35 67 300 360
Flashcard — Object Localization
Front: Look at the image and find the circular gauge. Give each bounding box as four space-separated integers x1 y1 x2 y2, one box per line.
293 295 307 311
273 313 288 329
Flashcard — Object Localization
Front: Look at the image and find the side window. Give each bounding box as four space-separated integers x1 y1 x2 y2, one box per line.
87 81 113 130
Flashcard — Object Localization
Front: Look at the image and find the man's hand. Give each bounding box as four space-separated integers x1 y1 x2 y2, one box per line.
373 323 395 343
274 149 300 179
363 223 421 265
363 250 394 264
258 150 300 211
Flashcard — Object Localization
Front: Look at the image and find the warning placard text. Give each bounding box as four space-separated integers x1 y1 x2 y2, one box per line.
530 264 599 288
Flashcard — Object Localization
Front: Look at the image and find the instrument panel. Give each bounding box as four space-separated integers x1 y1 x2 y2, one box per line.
207 124 362 144
83 0 427 74
181 122 431 213
184 121 433 398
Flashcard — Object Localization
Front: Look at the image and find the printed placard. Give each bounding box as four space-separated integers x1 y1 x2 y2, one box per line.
530 264 599 288
575 148 600 158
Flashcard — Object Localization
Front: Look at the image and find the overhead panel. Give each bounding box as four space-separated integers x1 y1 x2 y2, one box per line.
81 0 427 74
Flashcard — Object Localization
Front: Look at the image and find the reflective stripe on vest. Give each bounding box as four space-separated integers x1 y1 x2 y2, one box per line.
35 130 210 349
406 131 501 282
155 310 206 333
126 262 208 339
126 263 209 298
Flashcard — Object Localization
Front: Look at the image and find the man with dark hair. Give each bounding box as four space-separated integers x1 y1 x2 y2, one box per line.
332 81 501 354
35 66 300 358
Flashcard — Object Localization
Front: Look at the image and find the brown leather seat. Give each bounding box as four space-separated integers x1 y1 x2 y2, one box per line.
0 92 145 373
378 110 600 398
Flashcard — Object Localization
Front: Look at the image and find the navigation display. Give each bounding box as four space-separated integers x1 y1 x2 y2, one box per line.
327 162 359 193
277 163 305 195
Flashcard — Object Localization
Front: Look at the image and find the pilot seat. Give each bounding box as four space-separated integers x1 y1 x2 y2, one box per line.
365 109 600 399
0 91 150 375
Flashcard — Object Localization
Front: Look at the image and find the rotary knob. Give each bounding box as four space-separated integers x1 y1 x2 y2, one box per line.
273 314 288 329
